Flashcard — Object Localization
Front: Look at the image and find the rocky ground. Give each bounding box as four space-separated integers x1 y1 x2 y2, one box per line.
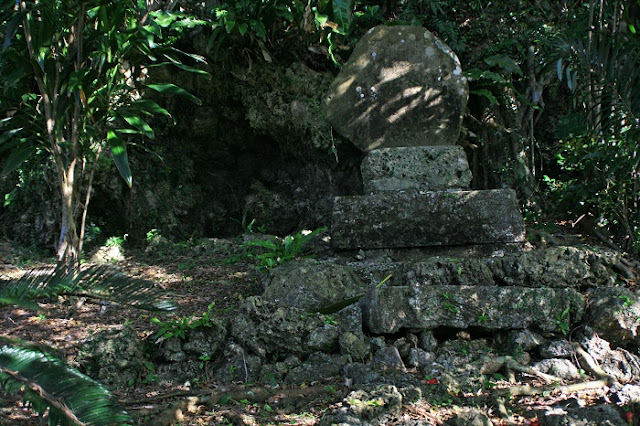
0 224 639 425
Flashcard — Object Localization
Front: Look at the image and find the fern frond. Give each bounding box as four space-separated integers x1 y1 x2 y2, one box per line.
0 343 133 425
0 265 176 312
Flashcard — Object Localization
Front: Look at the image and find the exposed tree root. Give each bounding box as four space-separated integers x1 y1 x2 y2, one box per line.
571 343 612 380
482 355 563 384
497 379 611 397
496 343 621 398
125 383 345 425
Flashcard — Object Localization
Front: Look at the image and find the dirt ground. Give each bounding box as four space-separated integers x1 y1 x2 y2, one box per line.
0 231 638 425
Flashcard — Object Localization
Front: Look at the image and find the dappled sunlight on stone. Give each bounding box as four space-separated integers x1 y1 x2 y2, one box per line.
323 25 468 151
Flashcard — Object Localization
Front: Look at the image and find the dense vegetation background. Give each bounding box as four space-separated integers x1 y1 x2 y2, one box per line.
1 0 639 263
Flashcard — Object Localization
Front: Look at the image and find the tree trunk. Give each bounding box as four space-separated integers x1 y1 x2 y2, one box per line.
56 163 79 271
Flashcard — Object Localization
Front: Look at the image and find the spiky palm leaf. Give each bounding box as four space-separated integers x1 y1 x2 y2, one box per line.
0 264 176 312
0 341 132 425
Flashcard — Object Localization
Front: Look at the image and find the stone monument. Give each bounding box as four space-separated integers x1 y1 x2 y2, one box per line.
324 25 525 250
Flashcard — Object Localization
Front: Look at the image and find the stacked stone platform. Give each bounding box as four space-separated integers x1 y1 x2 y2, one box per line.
324 25 524 252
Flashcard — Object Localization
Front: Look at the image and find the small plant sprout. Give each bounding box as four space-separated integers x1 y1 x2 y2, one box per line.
243 227 327 271
618 295 634 309
199 354 211 369
151 302 217 341
442 292 460 314
444 302 460 314
555 307 571 336
146 229 161 243
105 234 127 248
323 315 338 325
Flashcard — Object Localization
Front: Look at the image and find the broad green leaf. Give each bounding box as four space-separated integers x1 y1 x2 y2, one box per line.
224 17 236 33
107 130 132 187
170 47 207 64
250 20 267 40
169 62 211 77
149 10 180 27
2 146 36 176
146 83 202 105
314 12 329 28
478 70 507 83
470 89 499 105
484 54 523 76
556 58 563 81
0 345 133 425
149 58 210 77
0 128 22 145
130 99 171 116
332 0 354 35
170 17 208 30
120 113 154 139
115 129 144 135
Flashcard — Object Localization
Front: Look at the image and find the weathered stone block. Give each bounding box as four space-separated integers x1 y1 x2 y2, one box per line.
263 259 367 311
363 285 586 334
584 287 640 347
331 189 525 249
323 25 468 151
361 146 472 193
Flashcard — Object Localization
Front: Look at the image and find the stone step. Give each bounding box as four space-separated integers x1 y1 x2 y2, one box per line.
361 146 472 193
362 284 585 334
331 189 525 249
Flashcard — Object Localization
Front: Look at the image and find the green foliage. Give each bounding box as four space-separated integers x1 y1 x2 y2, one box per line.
466 44 527 107
0 342 132 425
146 228 161 243
151 302 217 340
0 0 203 181
442 291 460 314
243 227 327 271
555 307 570 336
544 9 640 251
105 234 127 248
206 0 382 65
0 0 207 265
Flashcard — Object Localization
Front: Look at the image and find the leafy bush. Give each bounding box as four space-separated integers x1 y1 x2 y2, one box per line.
545 132 639 252
243 227 327 271
207 0 380 64
151 302 218 340
544 7 640 252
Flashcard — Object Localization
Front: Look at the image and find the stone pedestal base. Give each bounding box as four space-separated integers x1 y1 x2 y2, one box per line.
363 285 585 334
361 146 472 193
331 189 525 249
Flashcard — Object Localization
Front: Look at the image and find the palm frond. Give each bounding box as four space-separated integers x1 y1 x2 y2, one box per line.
0 264 176 312
0 342 133 425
